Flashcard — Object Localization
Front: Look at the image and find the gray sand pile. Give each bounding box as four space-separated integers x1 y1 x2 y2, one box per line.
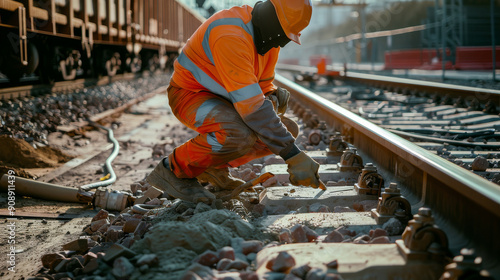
130 208 264 279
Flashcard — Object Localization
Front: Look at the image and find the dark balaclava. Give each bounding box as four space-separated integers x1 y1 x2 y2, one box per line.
252 1 291 56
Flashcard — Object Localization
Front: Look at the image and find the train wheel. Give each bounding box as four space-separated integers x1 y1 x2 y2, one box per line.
0 42 39 83
105 52 122 77
147 54 160 72
58 50 83 81
126 55 142 73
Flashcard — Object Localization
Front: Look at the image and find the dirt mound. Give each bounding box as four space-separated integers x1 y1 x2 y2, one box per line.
0 135 73 169
0 165 33 178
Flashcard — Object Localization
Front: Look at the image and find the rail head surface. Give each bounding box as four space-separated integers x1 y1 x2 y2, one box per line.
345 71 500 99
275 73 500 215
276 63 500 105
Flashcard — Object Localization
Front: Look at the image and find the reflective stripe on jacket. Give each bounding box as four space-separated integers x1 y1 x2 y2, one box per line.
171 5 295 155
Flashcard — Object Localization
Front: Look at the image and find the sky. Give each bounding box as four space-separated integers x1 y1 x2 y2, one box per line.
177 0 427 64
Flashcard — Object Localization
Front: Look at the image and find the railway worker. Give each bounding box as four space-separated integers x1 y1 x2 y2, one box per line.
147 0 320 203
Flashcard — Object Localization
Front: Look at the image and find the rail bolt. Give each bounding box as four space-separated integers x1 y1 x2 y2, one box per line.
305 113 319 128
483 100 498 115
317 121 327 130
339 148 364 172
454 96 466 108
467 99 481 112
440 249 492 280
341 125 354 142
302 109 312 123
396 207 450 261
300 109 319 128
371 182 413 225
327 134 348 156
295 107 305 118
292 103 302 115
354 163 384 196
441 94 453 106
308 129 322 146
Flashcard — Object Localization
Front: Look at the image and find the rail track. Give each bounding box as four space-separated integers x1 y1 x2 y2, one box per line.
279 65 500 182
274 72 500 277
1 73 499 279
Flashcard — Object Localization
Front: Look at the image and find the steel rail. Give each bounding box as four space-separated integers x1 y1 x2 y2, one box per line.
276 64 500 105
386 129 500 149
343 71 500 104
274 73 500 267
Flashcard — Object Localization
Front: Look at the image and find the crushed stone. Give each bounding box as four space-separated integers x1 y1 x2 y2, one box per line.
130 208 271 277
130 247 197 280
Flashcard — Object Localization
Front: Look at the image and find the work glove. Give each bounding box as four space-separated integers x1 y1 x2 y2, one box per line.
268 87 290 115
285 151 321 188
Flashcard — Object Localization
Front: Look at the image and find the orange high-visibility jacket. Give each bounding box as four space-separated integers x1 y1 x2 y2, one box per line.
171 5 296 157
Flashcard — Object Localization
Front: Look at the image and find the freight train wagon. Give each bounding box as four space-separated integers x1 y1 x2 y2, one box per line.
0 0 204 82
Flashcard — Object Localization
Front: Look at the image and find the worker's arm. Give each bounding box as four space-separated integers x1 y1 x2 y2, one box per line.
212 36 296 158
212 36 322 188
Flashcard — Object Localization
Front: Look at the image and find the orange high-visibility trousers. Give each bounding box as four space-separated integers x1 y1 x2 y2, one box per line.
167 84 273 178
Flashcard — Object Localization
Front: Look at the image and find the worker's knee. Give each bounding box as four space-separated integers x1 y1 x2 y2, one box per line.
222 124 257 152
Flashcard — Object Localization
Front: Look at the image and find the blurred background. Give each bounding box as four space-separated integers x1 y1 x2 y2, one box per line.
181 0 500 73
0 0 498 84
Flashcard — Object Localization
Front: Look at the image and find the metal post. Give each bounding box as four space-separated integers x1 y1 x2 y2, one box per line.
388 35 392 72
435 0 439 46
491 0 496 81
441 0 446 81
360 3 367 63
459 0 464 46
371 39 375 72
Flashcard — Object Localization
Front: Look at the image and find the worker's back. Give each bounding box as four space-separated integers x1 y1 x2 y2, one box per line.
171 5 279 100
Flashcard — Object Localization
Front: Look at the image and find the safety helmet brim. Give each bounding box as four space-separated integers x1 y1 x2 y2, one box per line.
270 0 312 45
288 33 301 45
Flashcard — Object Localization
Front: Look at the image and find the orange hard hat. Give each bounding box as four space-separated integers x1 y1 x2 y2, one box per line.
270 0 312 45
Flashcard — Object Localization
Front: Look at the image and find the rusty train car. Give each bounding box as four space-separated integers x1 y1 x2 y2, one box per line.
0 0 205 82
